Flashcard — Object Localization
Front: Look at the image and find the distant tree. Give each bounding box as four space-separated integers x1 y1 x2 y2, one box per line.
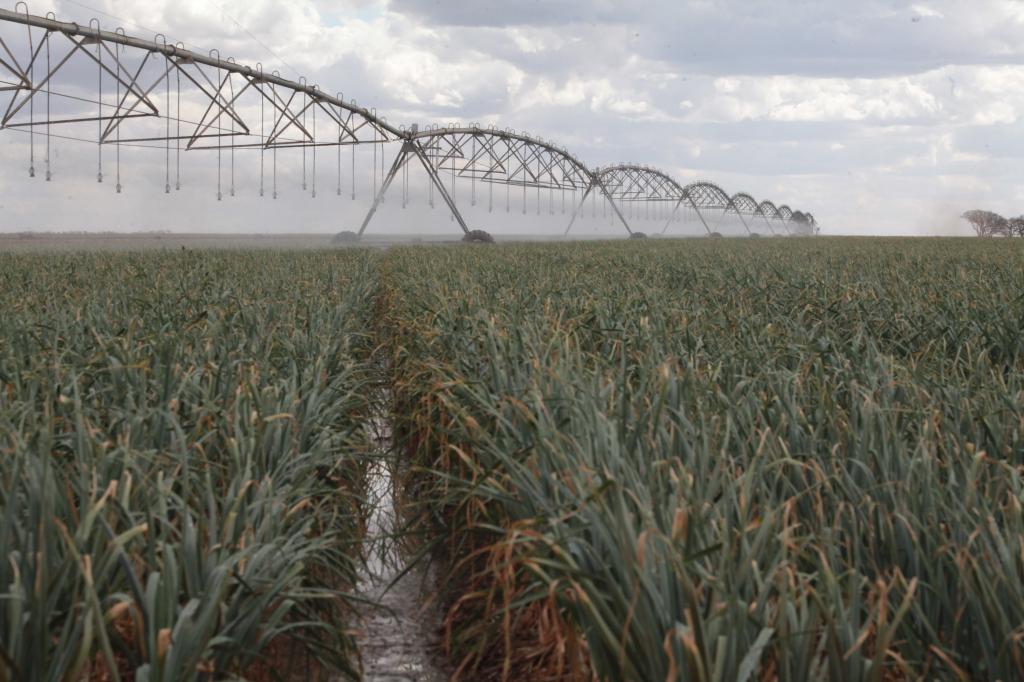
962 210 1010 237
1009 216 1024 238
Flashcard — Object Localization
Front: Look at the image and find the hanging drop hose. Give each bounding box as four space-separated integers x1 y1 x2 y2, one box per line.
272 80 277 199
228 64 235 197
351 103 356 200
22 5 34 178
175 44 182 191
300 79 307 192
44 25 50 181
164 52 171 194
536 169 540 216
95 19 102 183
336 96 342 196
259 66 265 197
372 107 377 201
400 125 407 209
311 89 316 198
114 35 121 193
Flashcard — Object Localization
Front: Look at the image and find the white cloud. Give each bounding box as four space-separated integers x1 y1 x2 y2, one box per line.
1 0 1023 236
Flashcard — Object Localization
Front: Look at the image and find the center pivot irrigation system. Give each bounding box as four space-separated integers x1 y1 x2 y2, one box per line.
0 5 817 239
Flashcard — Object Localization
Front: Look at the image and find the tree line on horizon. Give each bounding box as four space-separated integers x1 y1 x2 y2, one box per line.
962 210 1024 237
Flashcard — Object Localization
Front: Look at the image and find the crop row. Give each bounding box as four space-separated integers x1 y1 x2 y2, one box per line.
0 251 379 681
381 238 1024 680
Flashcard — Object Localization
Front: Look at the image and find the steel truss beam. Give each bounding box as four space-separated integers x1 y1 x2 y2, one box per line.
0 7 818 236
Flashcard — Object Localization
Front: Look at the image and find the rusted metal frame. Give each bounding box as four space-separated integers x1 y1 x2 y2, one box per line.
184 62 250 148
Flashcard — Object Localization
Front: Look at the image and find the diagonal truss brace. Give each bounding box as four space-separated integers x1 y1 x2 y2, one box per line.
564 176 632 236
662 194 714 236
358 139 470 236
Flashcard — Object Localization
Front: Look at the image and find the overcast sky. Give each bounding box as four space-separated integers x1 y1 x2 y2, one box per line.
2 0 1024 236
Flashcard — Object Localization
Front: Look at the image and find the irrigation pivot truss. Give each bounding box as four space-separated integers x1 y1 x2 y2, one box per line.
0 5 818 238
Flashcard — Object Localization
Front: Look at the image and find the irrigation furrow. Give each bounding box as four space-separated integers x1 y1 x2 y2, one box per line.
354 394 447 682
